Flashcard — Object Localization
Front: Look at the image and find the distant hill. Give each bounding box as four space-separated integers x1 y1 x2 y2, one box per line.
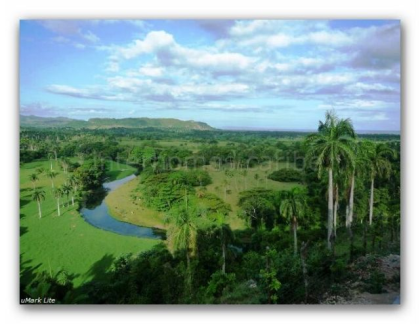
20 115 214 131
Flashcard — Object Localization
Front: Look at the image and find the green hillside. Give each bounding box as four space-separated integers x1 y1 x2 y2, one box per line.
20 115 214 131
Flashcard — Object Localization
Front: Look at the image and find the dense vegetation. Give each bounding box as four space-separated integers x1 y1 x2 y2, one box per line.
268 168 303 182
20 111 400 304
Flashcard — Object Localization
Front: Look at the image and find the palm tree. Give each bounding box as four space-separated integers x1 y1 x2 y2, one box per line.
47 153 54 171
61 184 72 207
53 187 63 216
346 141 370 228
280 187 306 255
166 206 199 294
35 167 45 175
61 158 70 174
305 111 355 250
47 170 58 188
214 212 234 274
333 183 339 237
367 143 394 226
68 175 79 206
32 188 46 219
222 179 229 201
29 173 39 189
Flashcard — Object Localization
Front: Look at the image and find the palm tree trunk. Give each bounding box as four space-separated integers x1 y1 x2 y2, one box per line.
37 200 42 219
222 237 226 274
300 241 309 303
293 218 298 256
71 196 75 206
57 198 61 216
369 177 374 225
51 180 54 188
334 184 339 237
347 172 355 228
186 252 192 296
327 167 333 250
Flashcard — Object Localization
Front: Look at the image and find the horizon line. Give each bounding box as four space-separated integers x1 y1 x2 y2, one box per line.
19 114 401 134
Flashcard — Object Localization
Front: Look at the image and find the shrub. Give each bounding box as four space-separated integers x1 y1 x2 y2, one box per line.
268 168 303 182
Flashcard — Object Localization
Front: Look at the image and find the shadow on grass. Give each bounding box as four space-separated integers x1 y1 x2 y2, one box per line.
83 254 115 282
20 225 28 237
20 253 83 304
20 253 42 297
20 198 31 208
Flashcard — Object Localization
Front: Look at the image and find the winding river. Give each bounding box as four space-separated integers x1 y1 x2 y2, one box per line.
80 174 165 239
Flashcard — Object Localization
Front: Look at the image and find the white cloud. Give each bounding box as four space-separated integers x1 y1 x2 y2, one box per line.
42 20 400 124
82 30 100 43
139 65 163 77
74 43 86 49
112 30 254 76
118 31 175 59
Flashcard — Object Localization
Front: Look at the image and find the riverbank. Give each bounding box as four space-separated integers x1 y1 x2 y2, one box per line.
105 177 167 230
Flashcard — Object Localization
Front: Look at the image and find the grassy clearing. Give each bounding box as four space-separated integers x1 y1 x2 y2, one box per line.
104 160 137 181
105 177 167 229
202 162 303 229
20 160 158 287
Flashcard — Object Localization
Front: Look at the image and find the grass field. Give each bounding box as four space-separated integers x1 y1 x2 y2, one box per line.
104 160 137 181
105 177 167 229
203 162 303 229
20 160 158 287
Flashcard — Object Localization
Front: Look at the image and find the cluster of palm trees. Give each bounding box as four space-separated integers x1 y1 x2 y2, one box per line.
305 111 395 250
166 205 234 296
29 165 80 219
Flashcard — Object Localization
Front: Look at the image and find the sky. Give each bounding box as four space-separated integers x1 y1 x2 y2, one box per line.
20 19 401 131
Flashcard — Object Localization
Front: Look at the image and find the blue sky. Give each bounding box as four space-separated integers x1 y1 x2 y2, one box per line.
20 19 400 131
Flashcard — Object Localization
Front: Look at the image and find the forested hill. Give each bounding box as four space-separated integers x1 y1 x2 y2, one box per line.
20 115 214 131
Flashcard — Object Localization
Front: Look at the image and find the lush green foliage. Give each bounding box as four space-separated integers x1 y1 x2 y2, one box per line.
20 113 400 304
268 168 303 182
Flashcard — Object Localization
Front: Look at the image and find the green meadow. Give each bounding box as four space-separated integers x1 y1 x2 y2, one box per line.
20 160 158 287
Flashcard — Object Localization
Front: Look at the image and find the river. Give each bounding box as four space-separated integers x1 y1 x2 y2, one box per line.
80 174 165 239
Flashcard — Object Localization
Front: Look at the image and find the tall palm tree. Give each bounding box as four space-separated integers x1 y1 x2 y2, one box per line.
222 179 229 201
47 170 58 188
166 206 199 294
61 184 72 207
61 158 70 174
47 153 54 171
280 187 306 255
29 173 39 189
367 143 394 226
53 187 63 216
333 183 339 237
32 188 46 219
305 111 355 250
346 141 370 228
68 175 79 206
214 212 234 274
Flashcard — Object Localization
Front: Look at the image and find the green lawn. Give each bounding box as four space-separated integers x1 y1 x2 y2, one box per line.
20 160 158 287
